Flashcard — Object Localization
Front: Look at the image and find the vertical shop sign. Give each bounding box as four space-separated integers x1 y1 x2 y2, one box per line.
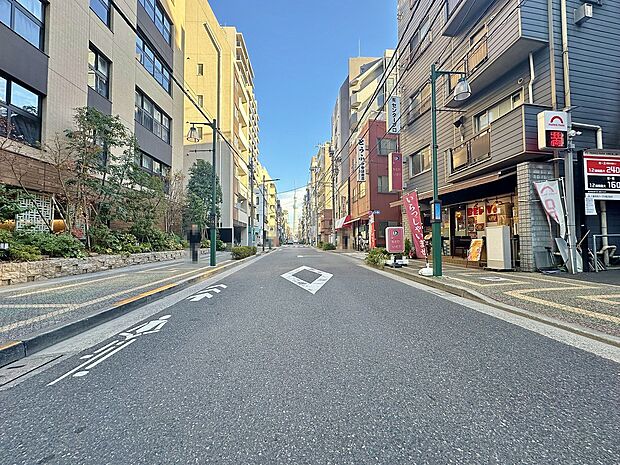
534 180 567 238
403 191 427 259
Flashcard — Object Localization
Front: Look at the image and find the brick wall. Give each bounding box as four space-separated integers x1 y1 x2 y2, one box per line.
517 162 554 271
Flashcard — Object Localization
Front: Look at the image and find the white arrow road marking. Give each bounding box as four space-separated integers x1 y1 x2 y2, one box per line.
281 266 333 295
48 315 171 386
187 284 227 302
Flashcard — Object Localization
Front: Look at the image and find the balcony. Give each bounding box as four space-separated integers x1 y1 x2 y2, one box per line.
448 104 551 181
445 0 548 106
443 0 495 37
351 92 362 109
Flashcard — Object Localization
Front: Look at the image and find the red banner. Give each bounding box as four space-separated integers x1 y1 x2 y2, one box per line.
369 212 376 249
389 152 402 191
403 191 427 259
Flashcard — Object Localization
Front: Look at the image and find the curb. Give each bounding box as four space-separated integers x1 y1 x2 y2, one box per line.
377 265 620 349
0 255 257 368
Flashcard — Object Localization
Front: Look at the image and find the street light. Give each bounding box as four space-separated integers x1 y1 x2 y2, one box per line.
430 64 472 277
262 176 280 252
187 120 218 267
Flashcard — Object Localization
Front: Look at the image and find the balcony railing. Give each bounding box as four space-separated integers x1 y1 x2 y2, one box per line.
450 35 488 90
450 129 491 173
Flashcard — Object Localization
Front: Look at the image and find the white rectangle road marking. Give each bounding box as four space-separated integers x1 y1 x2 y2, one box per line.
281 266 333 295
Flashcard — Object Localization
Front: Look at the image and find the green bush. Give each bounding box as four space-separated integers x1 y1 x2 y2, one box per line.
365 247 388 266
216 239 226 251
0 229 13 244
317 241 324 249
231 245 257 260
404 238 412 256
321 242 336 251
90 226 142 255
200 238 210 249
9 243 41 261
15 232 85 258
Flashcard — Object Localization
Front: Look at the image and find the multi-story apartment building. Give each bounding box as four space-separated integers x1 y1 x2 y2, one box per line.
184 0 260 246
253 161 278 248
397 0 620 270
1 0 185 230
332 52 399 249
310 143 333 244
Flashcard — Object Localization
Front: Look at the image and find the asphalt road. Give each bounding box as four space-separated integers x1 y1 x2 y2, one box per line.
0 247 618 464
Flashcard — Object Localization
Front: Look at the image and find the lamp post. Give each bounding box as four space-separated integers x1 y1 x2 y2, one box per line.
187 120 218 267
430 63 472 277
262 176 280 252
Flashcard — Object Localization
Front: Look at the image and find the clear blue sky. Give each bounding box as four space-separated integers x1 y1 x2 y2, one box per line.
211 0 398 194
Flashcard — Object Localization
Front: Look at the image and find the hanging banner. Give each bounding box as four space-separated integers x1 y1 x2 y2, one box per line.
387 96 401 134
388 152 402 191
534 180 566 239
403 191 427 259
357 138 366 182
369 212 376 249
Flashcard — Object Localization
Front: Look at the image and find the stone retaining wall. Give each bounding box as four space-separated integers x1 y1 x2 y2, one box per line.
0 249 199 286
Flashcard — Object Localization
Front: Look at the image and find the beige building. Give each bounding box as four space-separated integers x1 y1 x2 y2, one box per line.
1 0 185 230
183 0 260 245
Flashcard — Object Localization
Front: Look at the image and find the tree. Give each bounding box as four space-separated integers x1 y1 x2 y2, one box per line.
162 171 186 234
183 160 222 237
0 183 27 223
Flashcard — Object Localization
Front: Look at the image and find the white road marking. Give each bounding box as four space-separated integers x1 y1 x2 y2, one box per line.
281 266 333 295
48 315 171 386
6 274 128 298
187 284 227 302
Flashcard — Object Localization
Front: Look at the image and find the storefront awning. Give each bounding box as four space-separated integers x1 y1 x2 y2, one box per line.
343 216 360 226
335 215 350 229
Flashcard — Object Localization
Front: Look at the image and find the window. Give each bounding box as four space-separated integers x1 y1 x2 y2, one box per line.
474 90 523 132
409 17 432 61
409 83 431 120
136 34 171 93
197 95 204 107
138 0 172 44
135 89 171 144
409 146 431 177
2 0 44 48
90 0 110 27
197 64 204 76
88 48 110 99
0 75 42 145
378 221 398 239
377 176 389 193
378 138 398 156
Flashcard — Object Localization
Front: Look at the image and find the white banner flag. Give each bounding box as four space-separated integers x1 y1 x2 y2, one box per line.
388 96 401 134
534 180 566 239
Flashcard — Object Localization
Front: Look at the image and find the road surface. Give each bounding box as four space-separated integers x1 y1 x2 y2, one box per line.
1 246 618 464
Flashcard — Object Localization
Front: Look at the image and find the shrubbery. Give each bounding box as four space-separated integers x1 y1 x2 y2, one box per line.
0 229 84 261
321 242 336 251
365 248 388 266
317 241 324 249
216 239 226 251
231 245 257 260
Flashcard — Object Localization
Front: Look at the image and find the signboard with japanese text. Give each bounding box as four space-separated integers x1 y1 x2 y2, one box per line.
467 239 484 262
386 227 405 253
403 191 427 259
584 152 620 193
369 212 376 249
387 96 401 134
357 138 366 182
537 111 568 150
388 152 403 192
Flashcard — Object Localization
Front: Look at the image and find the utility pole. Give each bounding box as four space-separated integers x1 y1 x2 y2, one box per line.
210 119 217 267
565 111 579 273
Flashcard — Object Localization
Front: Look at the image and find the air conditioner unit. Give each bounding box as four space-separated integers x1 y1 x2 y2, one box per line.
574 3 593 25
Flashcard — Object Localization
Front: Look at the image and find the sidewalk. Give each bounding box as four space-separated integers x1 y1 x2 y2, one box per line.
0 252 231 349
342 253 620 342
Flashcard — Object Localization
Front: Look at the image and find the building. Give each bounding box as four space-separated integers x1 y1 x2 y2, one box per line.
253 161 278 248
1 0 185 230
397 0 620 270
309 143 333 244
332 52 399 249
184 0 260 246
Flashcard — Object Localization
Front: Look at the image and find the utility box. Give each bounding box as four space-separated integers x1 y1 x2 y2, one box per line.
574 4 593 25
486 226 512 270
